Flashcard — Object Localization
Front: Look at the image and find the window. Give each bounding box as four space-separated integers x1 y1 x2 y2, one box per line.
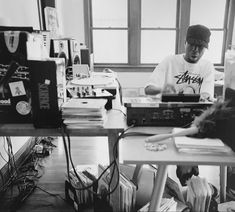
190 0 228 64
141 0 177 63
90 0 128 63
84 0 235 67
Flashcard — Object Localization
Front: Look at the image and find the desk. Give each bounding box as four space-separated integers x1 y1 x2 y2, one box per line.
0 109 126 212
120 127 235 212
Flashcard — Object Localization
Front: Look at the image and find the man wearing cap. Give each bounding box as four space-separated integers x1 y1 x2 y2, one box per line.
145 24 215 101
144 24 215 186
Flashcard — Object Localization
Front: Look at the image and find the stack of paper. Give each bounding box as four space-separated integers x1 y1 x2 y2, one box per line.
61 98 107 127
173 128 231 154
138 197 177 212
186 176 212 212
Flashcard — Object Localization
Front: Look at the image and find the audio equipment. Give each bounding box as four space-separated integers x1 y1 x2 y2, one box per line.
0 31 32 123
80 48 90 67
29 60 62 128
124 97 212 127
50 38 71 67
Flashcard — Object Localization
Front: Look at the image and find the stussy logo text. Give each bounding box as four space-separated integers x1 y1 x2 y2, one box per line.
174 70 203 86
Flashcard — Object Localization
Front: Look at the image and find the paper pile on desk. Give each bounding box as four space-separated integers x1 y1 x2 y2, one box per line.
61 98 107 127
186 176 212 212
173 128 231 154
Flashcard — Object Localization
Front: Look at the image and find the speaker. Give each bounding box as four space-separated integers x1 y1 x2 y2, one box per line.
70 39 81 65
80 48 90 67
29 60 62 128
50 38 71 67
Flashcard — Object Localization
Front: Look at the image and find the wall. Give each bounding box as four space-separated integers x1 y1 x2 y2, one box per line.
0 137 30 169
0 0 40 29
56 0 85 45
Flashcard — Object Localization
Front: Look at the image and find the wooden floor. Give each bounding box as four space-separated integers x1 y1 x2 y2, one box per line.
0 136 221 212
0 136 110 212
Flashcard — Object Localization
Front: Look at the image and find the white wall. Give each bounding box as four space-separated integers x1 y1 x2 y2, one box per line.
56 0 85 44
0 0 40 29
0 137 30 169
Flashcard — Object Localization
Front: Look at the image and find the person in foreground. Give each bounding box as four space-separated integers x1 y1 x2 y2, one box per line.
145 24 215 102
145 24 215 186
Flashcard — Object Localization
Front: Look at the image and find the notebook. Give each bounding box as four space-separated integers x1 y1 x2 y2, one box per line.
173 128 231 154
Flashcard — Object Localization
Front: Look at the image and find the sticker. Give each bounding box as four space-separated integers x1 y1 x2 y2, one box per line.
45 79 50 85
9 81 26 97
16 101 31 115
144 143 167 151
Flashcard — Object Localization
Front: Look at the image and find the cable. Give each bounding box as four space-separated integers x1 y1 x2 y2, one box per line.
61 124 123 198
107 124 135 196
111 108 126 117
36 185 67 202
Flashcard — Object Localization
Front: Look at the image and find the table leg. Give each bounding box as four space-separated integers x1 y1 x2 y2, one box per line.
220 165 227 203
149 164 169 212
108 129 120 212
132 164 143 188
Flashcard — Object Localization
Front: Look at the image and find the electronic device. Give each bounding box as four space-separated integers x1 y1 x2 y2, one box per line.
161 93 200 102
50 38 71 67
0 30 32 123
80 48 90 67
0 61 32 123
50 38 81 67
29 60 62 128
124 97 213 127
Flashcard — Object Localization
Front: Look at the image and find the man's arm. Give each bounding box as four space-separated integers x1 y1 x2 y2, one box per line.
144 85 162 95
145 84 177 95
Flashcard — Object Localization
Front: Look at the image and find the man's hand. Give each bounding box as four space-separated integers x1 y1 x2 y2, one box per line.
176 165 199 186
162 84 176 94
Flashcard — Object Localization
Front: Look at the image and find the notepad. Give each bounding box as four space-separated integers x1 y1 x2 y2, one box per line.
173 128 231 154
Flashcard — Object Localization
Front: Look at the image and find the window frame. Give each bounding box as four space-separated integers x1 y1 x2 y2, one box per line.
84 0 235 70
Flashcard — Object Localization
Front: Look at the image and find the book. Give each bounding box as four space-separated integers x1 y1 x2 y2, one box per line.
173 128 231 154
97 164 137 212
61 98 107 127
186 176 212 212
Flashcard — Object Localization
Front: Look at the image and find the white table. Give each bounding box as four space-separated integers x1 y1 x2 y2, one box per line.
120 127 235 211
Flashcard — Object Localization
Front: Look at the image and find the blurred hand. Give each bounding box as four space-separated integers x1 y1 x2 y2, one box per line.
176 165 199 186
200 92 212 102
162 84 176 94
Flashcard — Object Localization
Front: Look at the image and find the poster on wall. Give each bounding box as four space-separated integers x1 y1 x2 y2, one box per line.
44 6 60 39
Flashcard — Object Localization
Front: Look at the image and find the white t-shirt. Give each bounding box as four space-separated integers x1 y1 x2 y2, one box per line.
146 54 215 97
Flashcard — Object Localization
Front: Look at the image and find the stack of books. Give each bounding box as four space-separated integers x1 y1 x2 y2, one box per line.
173 128 231 154
98 164 137 212
186 176 212 212
61 98 107 128
65 165 98 212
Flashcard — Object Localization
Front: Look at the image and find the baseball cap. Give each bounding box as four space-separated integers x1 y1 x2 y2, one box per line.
186 24 211 48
